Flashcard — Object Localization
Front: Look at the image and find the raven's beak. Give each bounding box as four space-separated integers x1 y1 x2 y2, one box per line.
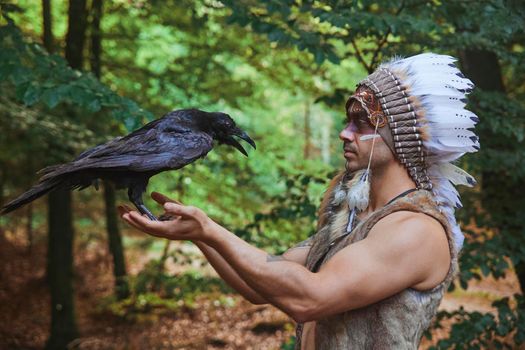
236 129 256 150
229 128 256 156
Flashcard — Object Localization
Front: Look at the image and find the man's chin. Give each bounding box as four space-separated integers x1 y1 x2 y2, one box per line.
345 161 364 173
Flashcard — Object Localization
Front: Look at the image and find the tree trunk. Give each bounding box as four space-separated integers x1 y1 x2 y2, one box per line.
88 0 130 300
42 0 53 282
89 0 102 77
458 49 525 293
65 0 88 70
152 240 171 292
26 202 33 253
303 101 312 159
45 189 78 349
42 0 53 53
45 1 88 348
104 183 130 299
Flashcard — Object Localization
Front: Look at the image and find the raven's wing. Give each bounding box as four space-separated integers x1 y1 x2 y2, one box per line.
41 128 213 179
37 117 168 178
98 131 213 172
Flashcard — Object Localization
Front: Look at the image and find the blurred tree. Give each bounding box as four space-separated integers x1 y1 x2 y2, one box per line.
45 0 87 348
0 1 151 348
88 0 130 300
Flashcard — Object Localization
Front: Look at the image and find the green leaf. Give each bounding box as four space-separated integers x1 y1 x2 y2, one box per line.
22 84 42 106
41 88 62 108
314 50 324 65
87 99 101 112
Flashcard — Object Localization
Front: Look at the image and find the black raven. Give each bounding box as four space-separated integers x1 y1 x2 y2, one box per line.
0 109 256 220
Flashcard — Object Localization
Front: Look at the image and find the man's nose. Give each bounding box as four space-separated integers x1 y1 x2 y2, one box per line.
340 123 357 142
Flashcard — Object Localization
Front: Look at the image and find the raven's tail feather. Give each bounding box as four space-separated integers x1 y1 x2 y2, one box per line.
37 164 70 180
1 177 62 215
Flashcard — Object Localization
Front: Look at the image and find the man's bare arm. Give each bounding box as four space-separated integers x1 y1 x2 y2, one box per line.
139 191 314 304
201 211 450 323
194 241 267 304
194 237 313 304
121 203 449 323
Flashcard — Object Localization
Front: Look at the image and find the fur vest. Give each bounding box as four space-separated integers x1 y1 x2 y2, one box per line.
296 173 458 350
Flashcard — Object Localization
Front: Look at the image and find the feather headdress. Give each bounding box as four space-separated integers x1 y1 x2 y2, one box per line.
347 52 480 250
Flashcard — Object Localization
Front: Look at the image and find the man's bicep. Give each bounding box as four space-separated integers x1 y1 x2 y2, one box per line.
309 229 431 319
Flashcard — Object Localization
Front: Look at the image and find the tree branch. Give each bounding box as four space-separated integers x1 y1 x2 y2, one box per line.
369 0 406 70
350 38 371 73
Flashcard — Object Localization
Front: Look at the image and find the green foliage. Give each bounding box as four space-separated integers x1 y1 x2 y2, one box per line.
134 256 231 298
2 1 525 348
427 296 525 349
100 292 180 323
235 172 333 253
100 264 233 322
0 14 152 130
280 336 296 350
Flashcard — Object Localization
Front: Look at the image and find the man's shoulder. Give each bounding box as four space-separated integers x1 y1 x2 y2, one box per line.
367 210 449 254
373 210 446 233
362 210 451 290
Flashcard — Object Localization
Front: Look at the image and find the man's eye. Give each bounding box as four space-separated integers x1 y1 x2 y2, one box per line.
356 117 369 126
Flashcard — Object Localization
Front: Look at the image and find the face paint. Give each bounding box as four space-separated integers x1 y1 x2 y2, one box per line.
344 101 377 135
345 86 388 134
359 134 382 141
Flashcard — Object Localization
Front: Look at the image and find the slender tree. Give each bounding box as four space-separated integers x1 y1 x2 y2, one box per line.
45 0 87 348
89 0 130 300
42 0 53 54
303 101 312 159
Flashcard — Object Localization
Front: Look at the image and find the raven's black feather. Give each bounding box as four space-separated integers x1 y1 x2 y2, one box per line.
1 109 255 219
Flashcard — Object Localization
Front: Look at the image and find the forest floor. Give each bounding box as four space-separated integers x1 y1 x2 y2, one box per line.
0 227 522 350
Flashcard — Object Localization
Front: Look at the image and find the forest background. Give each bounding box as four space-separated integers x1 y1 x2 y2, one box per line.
0 0 524 349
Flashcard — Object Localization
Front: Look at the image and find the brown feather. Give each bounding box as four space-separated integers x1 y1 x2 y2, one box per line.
316 171 345 230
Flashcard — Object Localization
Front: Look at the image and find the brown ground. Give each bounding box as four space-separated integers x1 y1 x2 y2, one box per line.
0 227 522 350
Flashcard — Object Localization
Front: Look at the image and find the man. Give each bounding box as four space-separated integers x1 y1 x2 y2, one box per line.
119 53 479 349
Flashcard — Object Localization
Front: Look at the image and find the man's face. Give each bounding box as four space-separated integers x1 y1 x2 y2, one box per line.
339 100 393 172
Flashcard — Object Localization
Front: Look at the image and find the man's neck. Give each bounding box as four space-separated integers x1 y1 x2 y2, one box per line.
363 163 417 214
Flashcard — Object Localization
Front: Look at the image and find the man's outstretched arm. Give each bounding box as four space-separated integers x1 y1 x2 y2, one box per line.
121 201 450 323
119 193 312 305
194 241 267 304
195 238 312 305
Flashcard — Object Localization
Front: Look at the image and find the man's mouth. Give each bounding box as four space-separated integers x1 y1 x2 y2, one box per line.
344 150 357 159
343 144 357 156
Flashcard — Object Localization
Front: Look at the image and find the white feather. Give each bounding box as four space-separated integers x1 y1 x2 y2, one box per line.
347 170 370 211
431 162 477 187
424 107 479 125
427 152 466 163
332 183 346 205
379 52 480 252
409 84 466 97
419 95 467 110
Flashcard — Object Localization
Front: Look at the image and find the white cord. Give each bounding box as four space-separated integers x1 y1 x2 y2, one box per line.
363 122 380 181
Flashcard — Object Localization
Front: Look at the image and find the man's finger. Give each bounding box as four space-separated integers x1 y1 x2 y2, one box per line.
123 215 164 238
121 212 144 231
118 204 134 216
151 191 183 205
125 212 168 237
129 211 172 232
163 202 198 218
117 206 127 216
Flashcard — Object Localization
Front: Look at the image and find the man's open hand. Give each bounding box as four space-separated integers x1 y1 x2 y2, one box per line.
118 191 211 241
